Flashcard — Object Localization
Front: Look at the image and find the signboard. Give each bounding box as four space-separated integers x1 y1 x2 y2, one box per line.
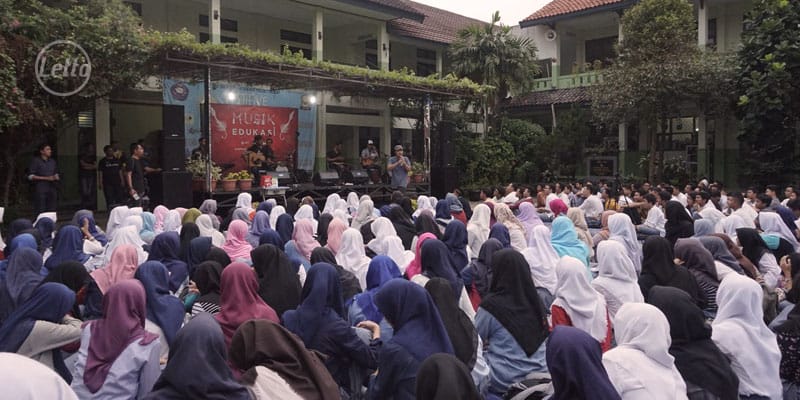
586 157 617 179
210 104 298 172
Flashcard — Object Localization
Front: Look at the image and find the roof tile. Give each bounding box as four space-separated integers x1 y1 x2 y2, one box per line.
388 0 487 44
521 0 624 23
507 87 592 108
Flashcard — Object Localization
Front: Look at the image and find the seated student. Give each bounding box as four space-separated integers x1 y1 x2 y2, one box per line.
475 250 549 398
547 326 621 400
415 354 481 400
214 262 279 347
283 263 380 394
349 256 402 341
71 280 161 399
135 261 185 360
0 352 80 400
368 279 454 400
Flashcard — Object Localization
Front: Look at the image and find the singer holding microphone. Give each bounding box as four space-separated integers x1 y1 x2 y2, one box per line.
387 144 411 189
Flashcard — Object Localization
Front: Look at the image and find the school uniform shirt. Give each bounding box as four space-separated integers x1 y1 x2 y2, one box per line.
579 195 604 220
641 206 666 236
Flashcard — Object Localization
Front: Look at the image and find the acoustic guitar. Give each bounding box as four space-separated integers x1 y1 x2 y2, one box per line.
246 151 266 167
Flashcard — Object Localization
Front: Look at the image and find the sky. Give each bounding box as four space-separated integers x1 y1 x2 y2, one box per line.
417 0 552 25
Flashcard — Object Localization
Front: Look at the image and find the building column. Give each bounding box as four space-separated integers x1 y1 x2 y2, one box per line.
697 0 708 48
435 50 443 76
382 102 392 160
696 115 709 178
210 0 220 44
551 27 561 88
618 123 627 174
617 12 624 43
95 98 111 210
313 9 324 62
315 93 327 171
378 22 390 71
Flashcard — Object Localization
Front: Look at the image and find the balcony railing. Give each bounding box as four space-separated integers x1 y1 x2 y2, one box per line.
532 70 603 92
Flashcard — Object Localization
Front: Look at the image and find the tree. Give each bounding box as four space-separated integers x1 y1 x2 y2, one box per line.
590 0 735 182
449 11 539 126
0 0 149 206
736 0 800 186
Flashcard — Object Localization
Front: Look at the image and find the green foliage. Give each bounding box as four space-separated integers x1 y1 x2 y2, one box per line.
551 107 592 177
735 0 800 185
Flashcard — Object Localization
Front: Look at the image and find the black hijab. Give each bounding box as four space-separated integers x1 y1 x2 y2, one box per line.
179 222 200 263
640 236 706 308
205 247 232 267
665 201 694 246
388 205 416 250
186 236 212 276
193 261 223 306
425 278 478 369
469 238 504 298
310 247 362 302
674 238 720 298
415 213 442 239
250 244 302 317
285 197 300 216
480 249 548 356
316 213 334 246
736 228 770 268
42 261 91 318
648 286 740 399
415 353 480 400
421 240 463 298
399 197 414 219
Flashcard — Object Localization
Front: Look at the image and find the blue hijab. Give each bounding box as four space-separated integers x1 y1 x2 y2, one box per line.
442 220 469 270
186 236 213 276
140 212 156 244
148 232 189 292
282 263 345 345
78 215 108 246
259 229 285 251
44 226 90 272
0 247 44 322
0 282 75 382
550 216 590 267
420 239 463 299
489 224 512 249
8 218 33 240
379 205 393 218
546 325 621 400
135 261 185 346
0 234 38 281
275 214 294 245
354 256 402 323
248 211 270 248
257 201 273 215
374 279 454 361
34 217 55 249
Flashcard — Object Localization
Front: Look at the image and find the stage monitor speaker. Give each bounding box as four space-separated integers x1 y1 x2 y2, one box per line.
161 135 186 172
313 170 340 186
159 171 193 209
270 171 293 185
430 166 459 198
350 169 370 184
162 105 185 138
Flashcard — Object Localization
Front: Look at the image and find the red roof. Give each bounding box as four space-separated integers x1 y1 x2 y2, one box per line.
521 0 625 25
388 1 487 45
506 87 592 108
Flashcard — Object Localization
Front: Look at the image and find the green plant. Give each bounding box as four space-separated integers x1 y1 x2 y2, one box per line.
411 161 425 176
185 158 221 180
224 170 253 180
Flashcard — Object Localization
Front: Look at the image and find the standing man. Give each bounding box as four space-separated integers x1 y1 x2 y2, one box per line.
78 142 97 210
99 145 125 207
126 143 147 207
360 139 381 183
190 137 209 160
27 143 59 215
387 144 410 189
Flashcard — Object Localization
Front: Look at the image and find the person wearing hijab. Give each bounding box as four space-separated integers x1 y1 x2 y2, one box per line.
434 199 453 233
404 232 437 280
517 202 543 239
547 326 621 400
443 220 470 271
145 313 250 400
462 238 504 307
567 207 595 257
552 256 612 352
493 203 527 251
712 274 782 399
152 205 168 234
696 235 745 276
316 213 334 247
443 193 466 225
336 228 372 290
205 246 231 265
592 210 618 247
592 241 644 318
286 218 320 269
467 204 491 257
230 319 340 400
693 219 716 237
138 212 156 245
0 352 80 399
189 260 223 316
477 249 549 396
44 226 91 272
0 233 38 280
106 206 130 241
352 199 377 237
325 217 348 255
369 279 454 400
146 232 189 293
251 244 301 317
258 227 284 250
367 217 399 253
235 192 253 212
34 216 55 250
184 236 211 277
666 200 694 245
161 210 182 233
221 219 254 263
284 263 380 393
311 247 362 303
178 222 200 261
230 208 252 228
775 291 800 392
674 238 722 312
196 214 225 247
122 215 144 235
760 211 800 252
272 211 293 242
521 225 560 310
416 353 481 400
349 256 402 340
43 260 101 320
246 210 270 249
412 239 475 320
608 213 642 273
412 195 433 219
488 224 512 249
648 286 740 400
550 216 591 269
737 227 783 290
70 280 161 398
0 282 80 382
198 199 221 229
388 205 416 250
602 303 689 399
0 247 45 323
638 236 705 306
214 262 279 347
293 204 317 232
180 208 201 225
134 261 184 361
709 232 761 278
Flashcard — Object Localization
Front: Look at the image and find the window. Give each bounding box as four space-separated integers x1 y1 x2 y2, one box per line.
417 48 437 60
416 62 436 77
199 14 239 32
123 1 142 16
365 39 377 50
584 36 617 67
365 54 378 69
280 30 312 45
707 18 717 49
199 32 238 44
416 47 437 76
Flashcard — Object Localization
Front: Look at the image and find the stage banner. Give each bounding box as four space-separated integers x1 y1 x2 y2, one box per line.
209 104 297 172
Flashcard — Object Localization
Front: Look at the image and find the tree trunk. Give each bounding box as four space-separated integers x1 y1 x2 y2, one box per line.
2 137 15 208
647 120 656 183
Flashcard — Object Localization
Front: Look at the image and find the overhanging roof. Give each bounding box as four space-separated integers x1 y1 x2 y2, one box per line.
519 0 636 27
323 0 425 22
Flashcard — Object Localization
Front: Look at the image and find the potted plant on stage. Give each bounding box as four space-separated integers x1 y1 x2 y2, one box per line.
236 170 254 191
185 158 221 192
221 172 239 192
411 162 426 183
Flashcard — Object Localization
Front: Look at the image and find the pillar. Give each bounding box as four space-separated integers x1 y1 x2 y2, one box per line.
697 0 708 48
313 9 323 62
551 28 561 88
382 101 392 162
210 0 220 44
696 116 709 177
618 123 627 174
315 92 327 172
435 49 443 76
378 22 390 71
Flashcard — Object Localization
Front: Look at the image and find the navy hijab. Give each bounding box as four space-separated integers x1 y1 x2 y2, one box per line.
186 236 212 276
434 200 452 229
135 261 185 346
546 325 621 400
34 217 55 249
375 279 454 361
0 234 38 281
354 256 402 323
442 220 469 271
8 218 34 240
488 224 512 249
0 247 44 322
0 282 75 382
257 201 273 215
147 232 189 292
78 215 108 246
44 226 90 272
275 213 295 245
259 229 285 250
421 239 464 299
282 263 345 345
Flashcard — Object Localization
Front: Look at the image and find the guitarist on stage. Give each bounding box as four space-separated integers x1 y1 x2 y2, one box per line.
246 135 276 185
360 139 381 184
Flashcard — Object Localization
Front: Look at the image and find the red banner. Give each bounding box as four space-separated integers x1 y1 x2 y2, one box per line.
209 104 298 173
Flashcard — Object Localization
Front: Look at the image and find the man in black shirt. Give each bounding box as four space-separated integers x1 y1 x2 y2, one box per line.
28 143 59 215
98 144 124 207
191 137 209 160
79 142 97 210
126 143 147 206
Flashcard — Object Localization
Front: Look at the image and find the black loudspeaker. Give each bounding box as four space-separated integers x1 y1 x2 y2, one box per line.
437 120 456 167
162 105 185 137
161 135 186 172
313 170 340 186
271 171 293 185
430 166 459 198
350 169 369 184
159 171 193 208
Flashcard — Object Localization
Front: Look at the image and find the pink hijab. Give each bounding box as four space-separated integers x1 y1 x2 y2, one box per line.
405 232 437 279
292 219 321 261
153 205 169 233
175 207 188 218
222 220 253 261
325 218 348 255
549 198 569 217
90 244 140 294
214 262 279 347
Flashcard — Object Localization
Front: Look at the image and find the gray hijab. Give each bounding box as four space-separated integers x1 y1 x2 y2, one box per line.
697 236 744 274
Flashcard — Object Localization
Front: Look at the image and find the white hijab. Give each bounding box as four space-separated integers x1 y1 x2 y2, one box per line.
101 225 148 266
711 274 782 399
106 206 129 241
758 211 800 252
236 192 253 211
367 217 398 253
428 196 438 210
332 209 350 225
466 204 491 257
608 213 642 273
371 235 413 273
716 214 747 242
269 206 286 230
334 199 349 215
603 303 688 399
294 204 318 233
335 228 371 289
127 206 143 217
521 224 558 295
553 256 609 342
0 353 78 400
322 193 341 215
162 210 182 233
699 207 725 226
413 195 433 218
122 215 143 233
346 192 359 214
351 200 376 231
592 241 643 316
196 214 225 247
